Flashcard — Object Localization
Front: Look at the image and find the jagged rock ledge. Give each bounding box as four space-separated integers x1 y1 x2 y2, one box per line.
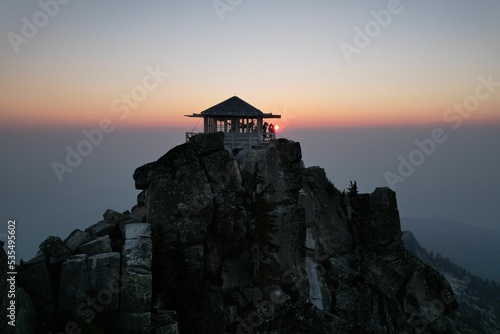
1 133 460 333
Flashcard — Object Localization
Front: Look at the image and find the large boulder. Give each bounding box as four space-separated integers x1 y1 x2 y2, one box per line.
122 238 153 271
187 131 225 156
87 252 121 310
145 150 213 245
48 244 72 272
103 208 131 224
236 139 303 204
58 255 90 317
85 221 117 238
63 229 91 252
363 241 420 299
39 236 64 256
120 268 152 313
78 235 112 256
401 265 459 326
120 220 153 329
123 222 151 240
15 288 36 334
300 166 352 259
18 260 56 329
356 187 402 249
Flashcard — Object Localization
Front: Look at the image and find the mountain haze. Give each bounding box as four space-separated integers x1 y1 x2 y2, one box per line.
401 217 500 282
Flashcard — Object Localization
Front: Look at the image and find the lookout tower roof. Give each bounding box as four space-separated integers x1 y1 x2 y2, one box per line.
185 96 280 118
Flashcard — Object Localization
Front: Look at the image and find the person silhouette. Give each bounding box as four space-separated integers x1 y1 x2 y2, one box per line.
262 122 269 140
269 123 275 133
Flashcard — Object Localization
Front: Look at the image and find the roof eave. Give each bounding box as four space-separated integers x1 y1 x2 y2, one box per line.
262 114 281 118
187 113 281 118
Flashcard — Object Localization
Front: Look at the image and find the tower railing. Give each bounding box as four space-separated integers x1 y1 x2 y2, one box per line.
185 131 276 148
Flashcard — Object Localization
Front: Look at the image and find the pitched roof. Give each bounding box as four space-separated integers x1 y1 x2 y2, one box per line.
200 96 263 116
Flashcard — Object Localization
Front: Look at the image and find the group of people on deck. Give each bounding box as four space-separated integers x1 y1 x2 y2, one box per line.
262 122 275 134
231 121 276 140
261 122 275 140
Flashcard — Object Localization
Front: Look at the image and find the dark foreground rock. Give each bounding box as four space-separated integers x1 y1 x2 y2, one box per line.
13 133 459 333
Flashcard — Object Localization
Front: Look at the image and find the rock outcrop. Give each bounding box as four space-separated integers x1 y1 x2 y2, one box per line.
11 133 460 333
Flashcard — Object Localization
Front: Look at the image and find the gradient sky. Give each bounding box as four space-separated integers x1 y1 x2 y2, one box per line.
1 1 500 263
1 0 500 128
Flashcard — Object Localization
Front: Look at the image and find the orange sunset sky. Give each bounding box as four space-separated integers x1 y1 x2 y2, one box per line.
1 0 499 129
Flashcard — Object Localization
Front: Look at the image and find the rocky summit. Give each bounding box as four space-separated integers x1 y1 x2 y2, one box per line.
2 133 461 333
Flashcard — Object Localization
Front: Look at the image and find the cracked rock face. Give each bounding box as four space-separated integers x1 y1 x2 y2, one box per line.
12 133 459 333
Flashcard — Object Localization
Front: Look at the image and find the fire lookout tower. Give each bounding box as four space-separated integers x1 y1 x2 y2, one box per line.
185 96 281 149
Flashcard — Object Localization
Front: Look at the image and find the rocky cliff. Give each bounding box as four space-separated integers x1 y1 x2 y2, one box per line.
4 133 460 333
